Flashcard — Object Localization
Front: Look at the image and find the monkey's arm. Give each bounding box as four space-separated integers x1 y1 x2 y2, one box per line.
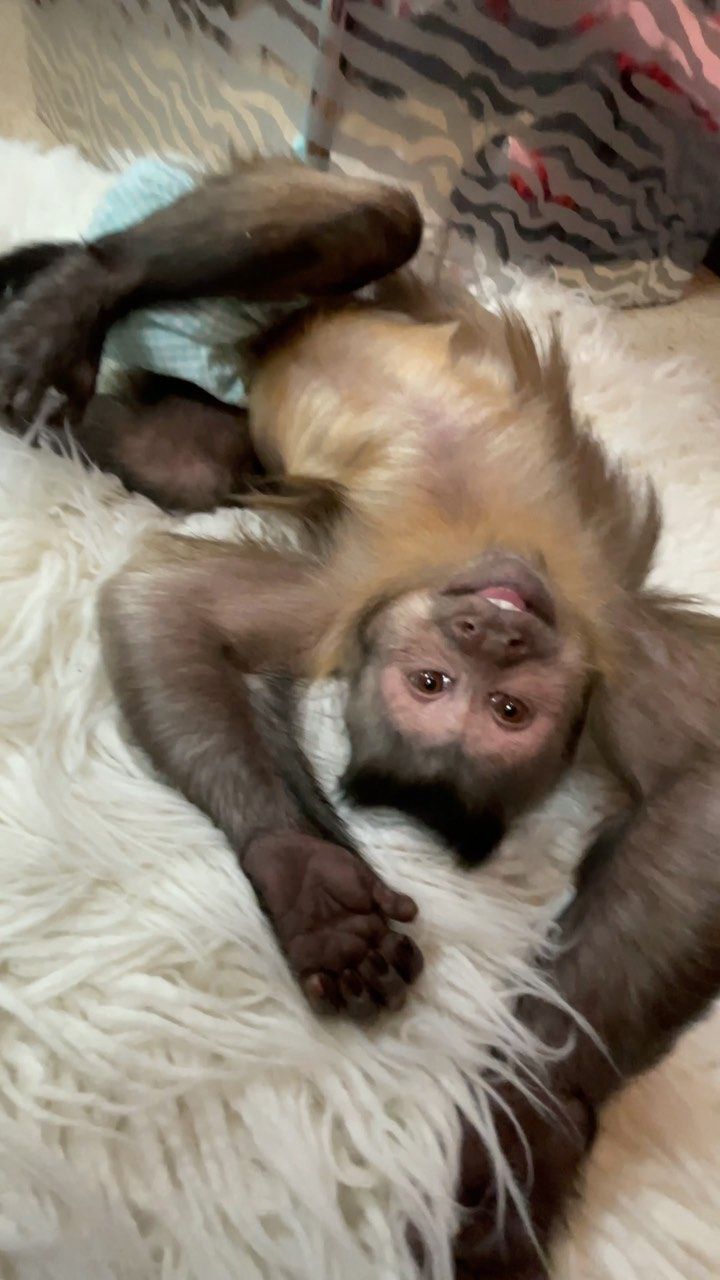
100 535 422 1019
454 602 720 1277
0 159 421 420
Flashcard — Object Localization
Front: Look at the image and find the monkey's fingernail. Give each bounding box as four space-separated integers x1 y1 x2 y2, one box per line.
304 973 327 1008
304 972 341 1013
305 973 326 999
370 952 389 975
396 937 424 981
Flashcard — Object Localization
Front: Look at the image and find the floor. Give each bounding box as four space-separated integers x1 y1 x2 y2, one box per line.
0 0 55 148
0 0 718 380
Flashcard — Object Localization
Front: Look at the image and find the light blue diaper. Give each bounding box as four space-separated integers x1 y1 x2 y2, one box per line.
87 154 304 406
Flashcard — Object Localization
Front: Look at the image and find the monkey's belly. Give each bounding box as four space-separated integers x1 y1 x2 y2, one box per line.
247 307 458 492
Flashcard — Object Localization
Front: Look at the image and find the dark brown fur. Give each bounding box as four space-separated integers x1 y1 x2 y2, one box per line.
73 376 258 511
455 596 720 1275
1 161 719 1279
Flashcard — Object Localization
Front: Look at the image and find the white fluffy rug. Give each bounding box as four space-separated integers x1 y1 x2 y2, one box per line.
0 138 719 1280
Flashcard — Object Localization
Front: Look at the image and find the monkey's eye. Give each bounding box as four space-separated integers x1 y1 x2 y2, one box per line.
488 691 533 728
408 670 452 697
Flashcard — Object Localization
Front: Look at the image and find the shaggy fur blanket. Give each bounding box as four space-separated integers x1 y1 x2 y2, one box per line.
0 138 718 1280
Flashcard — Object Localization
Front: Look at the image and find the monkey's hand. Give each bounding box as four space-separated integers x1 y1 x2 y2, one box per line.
452 1083 596 1279
0 248 108 425
244 831 423 1019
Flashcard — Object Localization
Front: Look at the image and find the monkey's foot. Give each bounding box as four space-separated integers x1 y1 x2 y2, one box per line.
244 832 423 1020
0 249 106 424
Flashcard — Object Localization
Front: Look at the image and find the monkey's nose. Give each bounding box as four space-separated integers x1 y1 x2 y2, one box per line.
452 616 480 640
449 614 526 661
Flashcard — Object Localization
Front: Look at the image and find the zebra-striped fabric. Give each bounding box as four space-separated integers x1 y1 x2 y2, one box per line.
26 0 720 305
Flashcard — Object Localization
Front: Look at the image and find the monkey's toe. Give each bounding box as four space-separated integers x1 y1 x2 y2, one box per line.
300 927 424 1020
339 969 379 1020
371 880 418 922
358 948 408 1011
0 342 71 425
302 971 341 1016
382 932 424 984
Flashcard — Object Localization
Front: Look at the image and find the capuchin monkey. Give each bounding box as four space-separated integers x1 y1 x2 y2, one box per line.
1 157 719 1279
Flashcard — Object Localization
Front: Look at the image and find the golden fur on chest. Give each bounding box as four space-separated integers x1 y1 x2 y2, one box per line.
248 299 631 676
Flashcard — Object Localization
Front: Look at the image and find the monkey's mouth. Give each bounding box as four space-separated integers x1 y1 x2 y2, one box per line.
476 585 527 614
441 557 556 627
474 579 555 627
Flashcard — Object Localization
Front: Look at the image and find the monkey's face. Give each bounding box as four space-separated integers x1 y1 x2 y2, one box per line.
342 553 589 864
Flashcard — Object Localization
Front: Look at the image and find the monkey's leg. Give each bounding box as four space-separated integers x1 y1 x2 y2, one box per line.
73 379 259 512
0 159 421 421
101 534 423 1020
453 615 720 1275
454 763 720 1277
76 379 344 522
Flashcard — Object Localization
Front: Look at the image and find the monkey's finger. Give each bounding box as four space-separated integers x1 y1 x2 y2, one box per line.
371 881 418 923
3 369 55 425
0 369 23 419
60 356 100 422
303 971 341 1016
339 969 378 1021
359 951 407 1012
381 932 424 984
0 350 49 421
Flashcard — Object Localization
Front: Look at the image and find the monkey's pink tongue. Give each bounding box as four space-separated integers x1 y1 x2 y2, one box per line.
478 586 527 613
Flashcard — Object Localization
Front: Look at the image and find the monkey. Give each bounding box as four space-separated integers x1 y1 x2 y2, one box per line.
0 157 719 1278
